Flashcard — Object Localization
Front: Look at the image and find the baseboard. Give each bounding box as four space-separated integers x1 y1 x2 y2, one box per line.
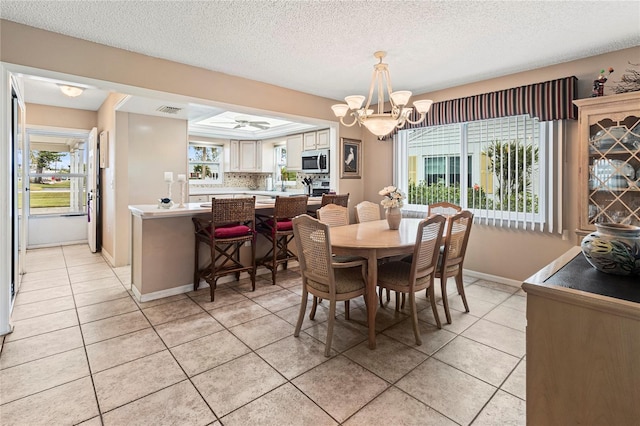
464 269 522 288
27 240 87 249
101 249 115 267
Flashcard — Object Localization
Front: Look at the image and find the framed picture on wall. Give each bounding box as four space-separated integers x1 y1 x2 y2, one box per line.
340 138 362 179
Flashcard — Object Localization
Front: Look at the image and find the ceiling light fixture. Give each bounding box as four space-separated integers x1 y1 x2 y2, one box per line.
58 84 84 97
331 51 433 138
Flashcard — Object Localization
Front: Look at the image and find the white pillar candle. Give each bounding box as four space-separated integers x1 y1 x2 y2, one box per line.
164 172 173 182
177 174 186 182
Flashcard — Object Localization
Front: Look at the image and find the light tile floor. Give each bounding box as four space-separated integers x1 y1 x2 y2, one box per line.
0 244 527 425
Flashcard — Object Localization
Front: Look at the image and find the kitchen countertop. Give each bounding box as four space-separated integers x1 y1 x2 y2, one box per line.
130 198 321 219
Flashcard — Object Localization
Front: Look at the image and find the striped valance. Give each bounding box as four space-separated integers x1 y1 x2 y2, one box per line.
388 76 577 139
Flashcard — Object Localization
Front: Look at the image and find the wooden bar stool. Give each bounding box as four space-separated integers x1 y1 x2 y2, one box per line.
321 193 349 208
192 197 256 301
256 195 309 285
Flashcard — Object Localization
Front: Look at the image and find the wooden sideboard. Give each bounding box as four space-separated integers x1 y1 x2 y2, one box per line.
522 246 640 425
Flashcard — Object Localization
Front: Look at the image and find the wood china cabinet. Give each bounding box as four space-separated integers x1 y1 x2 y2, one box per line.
574 92 640 241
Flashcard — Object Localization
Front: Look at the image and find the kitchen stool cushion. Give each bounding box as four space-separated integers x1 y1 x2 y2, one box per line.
214 224 252 239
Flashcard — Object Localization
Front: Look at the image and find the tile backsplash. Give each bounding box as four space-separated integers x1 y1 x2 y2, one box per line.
190 172 309 190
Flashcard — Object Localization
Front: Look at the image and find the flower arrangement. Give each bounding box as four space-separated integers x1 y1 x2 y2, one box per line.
379 185 406 209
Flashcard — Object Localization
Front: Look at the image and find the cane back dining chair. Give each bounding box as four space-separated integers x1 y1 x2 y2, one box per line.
316 203 349 227
355 201 381 223
292 214 368 356
192 197 256 302
256 195 309 285
436 210 474 324
376 215 446 345
314 203 362 319
427 201 462 217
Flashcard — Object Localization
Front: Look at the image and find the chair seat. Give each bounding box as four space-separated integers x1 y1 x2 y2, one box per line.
307 267 366 294
378 261 430 288
258 219 293 232
214 224 253 239
332 254 366 263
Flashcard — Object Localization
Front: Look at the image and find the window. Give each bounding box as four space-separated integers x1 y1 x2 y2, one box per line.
274 144 296 186
396 115 562 231
188 142 222 183
28 138 87 216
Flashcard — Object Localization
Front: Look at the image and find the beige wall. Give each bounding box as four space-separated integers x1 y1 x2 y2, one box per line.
3 19 639 280
97 93 128 264
25 103 97 129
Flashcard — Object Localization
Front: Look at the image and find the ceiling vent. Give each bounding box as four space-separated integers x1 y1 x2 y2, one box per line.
156 105 182 114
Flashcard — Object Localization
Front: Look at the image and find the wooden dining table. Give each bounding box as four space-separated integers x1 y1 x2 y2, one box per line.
329 218 423 349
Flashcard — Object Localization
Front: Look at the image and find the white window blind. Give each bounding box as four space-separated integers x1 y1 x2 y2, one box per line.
395 115 563 233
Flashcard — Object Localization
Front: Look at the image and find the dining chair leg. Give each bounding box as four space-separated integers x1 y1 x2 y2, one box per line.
428 285 442 329
456 274 469 313
409 292 422 346
294 288 309 337
325 300 337 357
344 300 350 320
441 278 452 324
378 287 385 308
386 288 391 302
309 296 318 320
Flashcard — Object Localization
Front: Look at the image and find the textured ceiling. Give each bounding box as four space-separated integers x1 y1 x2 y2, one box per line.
2 1 639 102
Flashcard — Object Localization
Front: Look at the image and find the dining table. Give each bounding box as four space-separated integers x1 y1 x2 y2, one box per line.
329 218 424 349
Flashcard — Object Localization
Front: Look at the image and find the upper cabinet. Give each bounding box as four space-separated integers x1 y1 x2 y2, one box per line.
230 140 263 172
302 129 330 151
286 134 303 170
574 92 640 238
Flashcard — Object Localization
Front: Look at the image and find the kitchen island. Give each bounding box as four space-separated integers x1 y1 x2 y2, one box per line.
129 198 319 302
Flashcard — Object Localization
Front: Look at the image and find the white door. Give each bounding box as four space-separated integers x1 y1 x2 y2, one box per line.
87 127 98 252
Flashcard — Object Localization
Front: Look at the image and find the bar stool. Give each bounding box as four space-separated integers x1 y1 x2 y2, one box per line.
256 195 309 284
321 193 349 207
192 197 256 301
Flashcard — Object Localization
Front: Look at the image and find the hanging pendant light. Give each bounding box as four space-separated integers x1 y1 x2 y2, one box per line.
331 51 433 138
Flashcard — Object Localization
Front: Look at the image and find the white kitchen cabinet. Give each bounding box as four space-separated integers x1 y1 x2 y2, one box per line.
303 132 317 151
302 129 330 151
316 129 330 149
230 140 263 172
286 134 303 170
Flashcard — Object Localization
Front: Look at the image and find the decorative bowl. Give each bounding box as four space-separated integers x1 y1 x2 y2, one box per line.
581 223 640 276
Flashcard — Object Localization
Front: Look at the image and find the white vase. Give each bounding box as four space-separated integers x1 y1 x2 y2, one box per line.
386 207 402 230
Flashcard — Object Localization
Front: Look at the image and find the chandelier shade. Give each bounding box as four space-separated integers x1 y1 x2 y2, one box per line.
331 51 433 138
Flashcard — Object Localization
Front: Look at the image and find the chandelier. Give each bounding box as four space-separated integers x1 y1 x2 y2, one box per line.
331 51 433 138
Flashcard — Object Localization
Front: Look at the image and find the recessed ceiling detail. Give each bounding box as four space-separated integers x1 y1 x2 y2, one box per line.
196 111 291 131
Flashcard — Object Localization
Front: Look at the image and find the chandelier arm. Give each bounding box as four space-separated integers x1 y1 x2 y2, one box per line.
377 73 386 115
383 68 397 109
339 115 360 127
404 113 428 125
363 67 378 112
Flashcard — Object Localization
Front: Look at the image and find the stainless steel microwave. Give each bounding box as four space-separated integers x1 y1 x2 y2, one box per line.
301 149 329 174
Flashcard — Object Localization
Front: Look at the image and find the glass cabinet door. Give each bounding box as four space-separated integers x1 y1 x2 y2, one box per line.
587 115 640 226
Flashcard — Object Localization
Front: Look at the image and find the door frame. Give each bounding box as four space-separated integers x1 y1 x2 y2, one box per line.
24 125 92 248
